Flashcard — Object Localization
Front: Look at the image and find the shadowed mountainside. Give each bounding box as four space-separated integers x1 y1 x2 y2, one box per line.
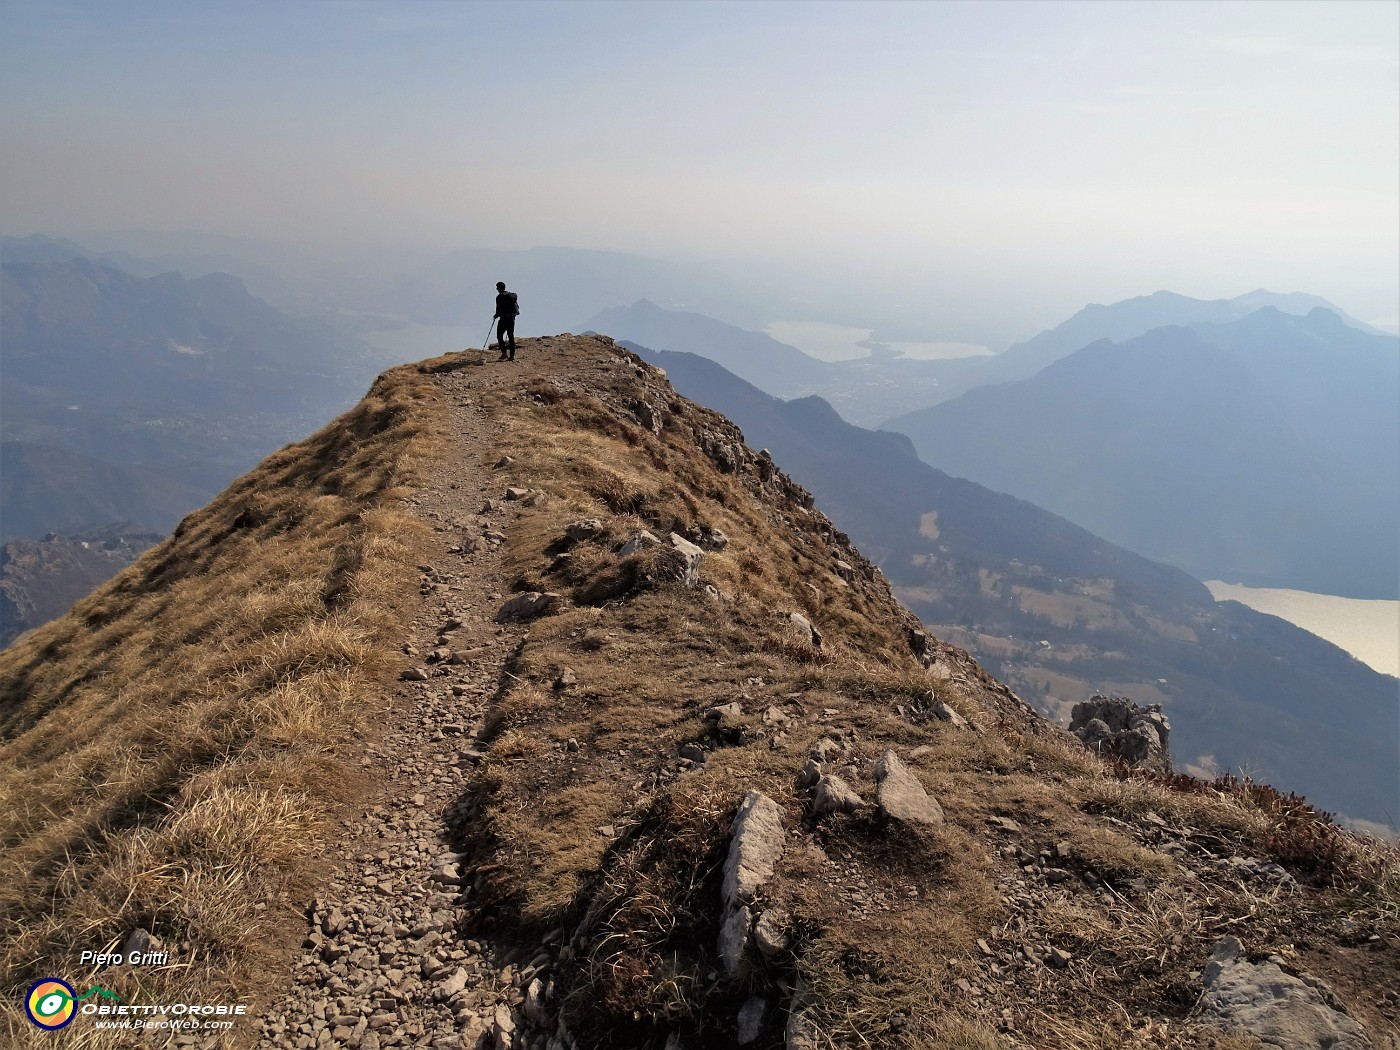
0 524 163 649
0 441 210 542
626 344 1399 826
886 308 1400 599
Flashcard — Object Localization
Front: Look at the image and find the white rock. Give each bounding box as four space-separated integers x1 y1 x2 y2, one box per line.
753 911 789 958
874 750 944 828
718 904 752 976
667 532 704 586
435 968 469 1000
1200 936 1371 1049
785 611 822 648
523 978 547 1023
722 792 786 907
930 700 968 728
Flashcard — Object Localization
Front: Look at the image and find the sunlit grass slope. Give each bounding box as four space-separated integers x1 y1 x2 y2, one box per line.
0 364 446 1045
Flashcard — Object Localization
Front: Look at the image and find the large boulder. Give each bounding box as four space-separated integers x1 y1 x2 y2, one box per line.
1199 936 1372 1049
667 532 704 586
874 750 944 829
722 791 785 907
718 791 786 976
1069 694 1171 772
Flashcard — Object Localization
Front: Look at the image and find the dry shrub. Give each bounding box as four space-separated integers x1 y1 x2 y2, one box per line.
569 784 737 1038
1068 826 1176 884
1108 769 1359 887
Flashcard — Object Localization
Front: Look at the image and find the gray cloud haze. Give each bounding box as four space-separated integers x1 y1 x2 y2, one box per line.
2 0 1396 334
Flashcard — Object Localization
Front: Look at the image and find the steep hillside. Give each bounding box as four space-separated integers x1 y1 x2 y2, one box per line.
0 525 162 649
622 346 1400 826
2 337 1395 1050
887 309 1400 599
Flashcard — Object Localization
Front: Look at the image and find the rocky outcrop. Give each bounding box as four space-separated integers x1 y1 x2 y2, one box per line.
666 532 704 586
1069 693 1171 772
719 791 786 976
784 611 822 648
722 792 785 907
811 773 864 817
1200 936 1372 1049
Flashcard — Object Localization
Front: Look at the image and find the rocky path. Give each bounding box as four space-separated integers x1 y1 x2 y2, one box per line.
253 353 561 1050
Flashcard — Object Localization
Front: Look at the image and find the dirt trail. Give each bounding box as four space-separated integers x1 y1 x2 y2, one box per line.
253 342 582 1050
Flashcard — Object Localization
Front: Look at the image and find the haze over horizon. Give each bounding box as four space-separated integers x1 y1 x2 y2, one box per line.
2 0 1397 338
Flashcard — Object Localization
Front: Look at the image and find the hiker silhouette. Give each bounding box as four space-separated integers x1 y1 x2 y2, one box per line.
493 282 519 361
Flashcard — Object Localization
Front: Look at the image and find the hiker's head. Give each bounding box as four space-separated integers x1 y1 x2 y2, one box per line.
496 282 506 291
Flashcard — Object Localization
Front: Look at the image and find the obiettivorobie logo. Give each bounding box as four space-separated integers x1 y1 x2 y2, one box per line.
24 979 121 1030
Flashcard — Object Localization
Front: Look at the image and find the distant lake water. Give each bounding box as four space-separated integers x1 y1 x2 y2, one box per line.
1206 581 1399 678
764 321 992 362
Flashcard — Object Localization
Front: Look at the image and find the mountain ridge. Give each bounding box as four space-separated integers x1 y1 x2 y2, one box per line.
623 343 1399 825
4 335 1394 1049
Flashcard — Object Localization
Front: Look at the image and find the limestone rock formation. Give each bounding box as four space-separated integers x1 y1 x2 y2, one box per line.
1069 693 1172 771
1200 936 1372 1048
874 749 944 829
719 790 786 976
722 791 786 907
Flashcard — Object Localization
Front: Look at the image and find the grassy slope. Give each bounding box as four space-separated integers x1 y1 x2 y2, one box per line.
1 338 1395 1049
441 347 1399 1049
0 363 445 1046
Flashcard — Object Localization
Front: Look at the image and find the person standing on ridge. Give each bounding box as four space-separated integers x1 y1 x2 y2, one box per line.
493 281 519 361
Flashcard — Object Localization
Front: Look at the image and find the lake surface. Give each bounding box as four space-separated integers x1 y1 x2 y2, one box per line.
1206 581 1399 678
764 321 992 362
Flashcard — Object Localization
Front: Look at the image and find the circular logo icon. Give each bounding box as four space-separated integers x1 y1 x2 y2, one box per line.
25 978 77 1030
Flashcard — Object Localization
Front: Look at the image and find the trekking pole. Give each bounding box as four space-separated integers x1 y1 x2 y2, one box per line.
482 319 495 352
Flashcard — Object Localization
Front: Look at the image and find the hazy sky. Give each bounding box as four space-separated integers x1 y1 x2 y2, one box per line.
2 0 1397 330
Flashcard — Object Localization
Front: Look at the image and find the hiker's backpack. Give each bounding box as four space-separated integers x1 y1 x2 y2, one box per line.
506 292 520 316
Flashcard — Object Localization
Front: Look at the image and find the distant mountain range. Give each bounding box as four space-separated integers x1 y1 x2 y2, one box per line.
591 289 1376 427
1 254 385 544
886 307 1400 599
588 300 834 398
914 288 1386 411
627 342 1399 826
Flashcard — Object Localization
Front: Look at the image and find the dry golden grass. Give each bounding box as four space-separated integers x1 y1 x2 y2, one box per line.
437 351 1400 1047
8 337 1395 1048
0 364 447 1046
